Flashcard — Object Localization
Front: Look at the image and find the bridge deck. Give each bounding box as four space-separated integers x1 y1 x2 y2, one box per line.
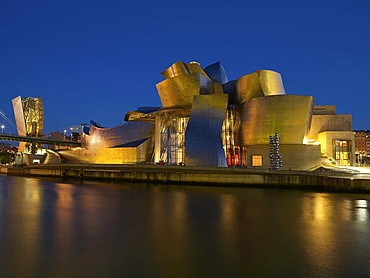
0 134 81 147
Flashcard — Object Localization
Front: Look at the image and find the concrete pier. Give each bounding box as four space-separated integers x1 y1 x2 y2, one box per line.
1 164 370 193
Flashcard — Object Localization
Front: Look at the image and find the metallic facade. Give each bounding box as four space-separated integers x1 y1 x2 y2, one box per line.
83 121 154 149
256 70 286 96
185 94 228 167
240 95 314 145
236 70 286 104
124 61 322 168
156 74 211 108
161 61 190 79
203 61 228 84
54 59 352 169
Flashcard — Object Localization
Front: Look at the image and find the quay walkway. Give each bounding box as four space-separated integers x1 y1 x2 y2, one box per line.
1 164 370 193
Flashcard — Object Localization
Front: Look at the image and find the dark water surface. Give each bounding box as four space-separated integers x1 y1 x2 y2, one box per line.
0 175 369 277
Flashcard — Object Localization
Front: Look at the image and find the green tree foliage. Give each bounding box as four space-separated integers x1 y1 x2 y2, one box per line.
0 153 12 164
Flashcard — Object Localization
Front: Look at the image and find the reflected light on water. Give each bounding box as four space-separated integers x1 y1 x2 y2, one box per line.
10 178 44 276
302 194 337 275
302 194 333 221
24 179 42 202
355 199 369 222
220 194 238 243
312 195 332 221
54 183 75 256
219 194 239 259
1 177 370 277
301 194 370 276
149 188 190 272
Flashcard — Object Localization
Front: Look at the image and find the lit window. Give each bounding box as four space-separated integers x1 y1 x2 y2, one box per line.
252 155 263 167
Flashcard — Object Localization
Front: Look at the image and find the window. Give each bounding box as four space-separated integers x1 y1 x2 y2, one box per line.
252 155 263 167
333 139 352 166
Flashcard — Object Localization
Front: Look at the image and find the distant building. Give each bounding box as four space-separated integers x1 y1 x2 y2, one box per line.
56 60 355 170
354 130 369 155
0 143 18 153
308 105 354 166
353 130 370 165
12 95 44 153
70 124 87 142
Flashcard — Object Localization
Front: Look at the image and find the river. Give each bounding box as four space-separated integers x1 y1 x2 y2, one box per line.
0 175 369 277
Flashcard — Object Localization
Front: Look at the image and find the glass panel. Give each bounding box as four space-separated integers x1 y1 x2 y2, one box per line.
160 115 188 165
333 139 352 166
222 106 241 167
252 155 263 167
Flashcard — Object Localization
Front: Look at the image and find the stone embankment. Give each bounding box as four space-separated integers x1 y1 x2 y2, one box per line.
1 164 370 193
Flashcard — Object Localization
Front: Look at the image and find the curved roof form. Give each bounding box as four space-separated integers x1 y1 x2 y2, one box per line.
203 62 228 84
236 72 264 104
236 70 286 105
124 107 161 122
161 61 190 79
155 60 230 110
186 61 211 79
125 106 191 123
156 74 211 108
83 121 154 149
256 70 286 96
90 120 105 128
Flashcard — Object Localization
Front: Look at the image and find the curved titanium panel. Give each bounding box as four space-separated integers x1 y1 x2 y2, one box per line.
256 70 286 96
203 62 228 84
222 80 237 104
83 121 154 149
186 61 210 79
236 70 286 105
124 107 161 122
235 72 264 104
241 95 314 145
210 82 224 95
124 111 156 122
161 61 189 79
156 74 211 108
185 93 228 167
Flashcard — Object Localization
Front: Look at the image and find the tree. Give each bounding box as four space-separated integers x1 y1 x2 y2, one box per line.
0 153 12 164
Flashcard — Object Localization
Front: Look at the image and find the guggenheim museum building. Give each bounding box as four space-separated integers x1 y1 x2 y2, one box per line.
53 61 354 170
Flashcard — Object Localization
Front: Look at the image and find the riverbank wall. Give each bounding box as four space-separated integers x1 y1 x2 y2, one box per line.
1 164 370 193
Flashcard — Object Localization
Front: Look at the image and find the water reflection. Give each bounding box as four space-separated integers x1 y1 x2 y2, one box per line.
0 176 369 277
355 200 369 222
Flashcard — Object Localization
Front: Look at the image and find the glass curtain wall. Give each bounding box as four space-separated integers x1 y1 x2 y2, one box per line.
159 115 188 165
222 106 241 166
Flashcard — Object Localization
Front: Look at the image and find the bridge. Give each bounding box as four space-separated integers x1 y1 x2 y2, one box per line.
0 134 81 153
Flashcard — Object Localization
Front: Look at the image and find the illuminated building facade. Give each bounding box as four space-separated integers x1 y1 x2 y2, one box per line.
12 95 44 153
57 61 355 169
353 130 370 164
12 96 44 137
308 105 354 166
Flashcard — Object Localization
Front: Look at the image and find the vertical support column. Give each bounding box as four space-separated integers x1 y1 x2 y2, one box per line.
31 140 36 154
167 125 172 165
154 114 161 163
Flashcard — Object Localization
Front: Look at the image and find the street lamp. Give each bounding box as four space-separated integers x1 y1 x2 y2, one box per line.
1 124 4 134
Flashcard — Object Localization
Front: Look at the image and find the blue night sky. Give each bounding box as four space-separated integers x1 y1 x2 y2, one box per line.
1 0 369 135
